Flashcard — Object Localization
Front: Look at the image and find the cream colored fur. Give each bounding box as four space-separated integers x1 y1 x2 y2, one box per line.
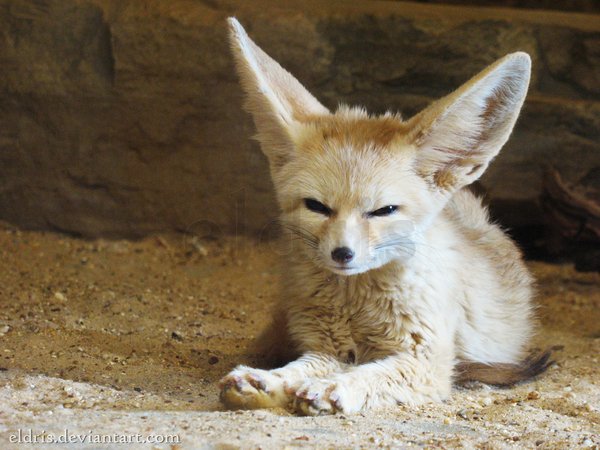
220 18 536 415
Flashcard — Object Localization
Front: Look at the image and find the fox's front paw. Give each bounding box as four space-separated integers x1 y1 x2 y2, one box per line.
219 366 290 409
293 377 364 416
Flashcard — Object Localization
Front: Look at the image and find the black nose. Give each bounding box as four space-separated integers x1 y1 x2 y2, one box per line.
331 247 355 264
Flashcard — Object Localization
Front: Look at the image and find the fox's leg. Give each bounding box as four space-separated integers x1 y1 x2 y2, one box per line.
219 352 344 409
293 345 455 415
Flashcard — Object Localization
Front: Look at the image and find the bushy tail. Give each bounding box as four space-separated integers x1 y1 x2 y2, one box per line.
455 350 553 387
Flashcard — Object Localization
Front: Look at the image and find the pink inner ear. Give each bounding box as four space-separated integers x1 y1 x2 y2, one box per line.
478 73 524 141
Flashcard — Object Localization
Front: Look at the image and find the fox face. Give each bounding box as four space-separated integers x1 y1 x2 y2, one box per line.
228 18 530 276
275 113 434 275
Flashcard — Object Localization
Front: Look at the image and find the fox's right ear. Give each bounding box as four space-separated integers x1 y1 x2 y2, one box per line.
407 52 531 193
227 18 329 172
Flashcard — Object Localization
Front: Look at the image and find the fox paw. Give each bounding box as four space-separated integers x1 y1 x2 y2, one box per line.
219 366 289 409
293 377 364 416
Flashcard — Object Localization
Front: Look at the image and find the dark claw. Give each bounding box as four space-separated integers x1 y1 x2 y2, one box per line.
329 392 341 410
220 375 243 391
247 374 267 391
296 390 318 401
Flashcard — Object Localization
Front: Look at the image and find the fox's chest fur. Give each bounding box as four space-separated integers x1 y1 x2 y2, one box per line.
334 278 443 365
283 232 442 363
286 265 432 364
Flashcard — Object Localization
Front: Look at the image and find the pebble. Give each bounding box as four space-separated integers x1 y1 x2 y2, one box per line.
171 331 184 342
191 240 208 257
457 409 469 420
527 391 541 400
0 325 10 336
254 411 268 421
54 292 67 302
479 396 493 406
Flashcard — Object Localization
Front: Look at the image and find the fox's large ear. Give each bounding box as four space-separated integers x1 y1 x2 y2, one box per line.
408 52 531 192
227 18 329 172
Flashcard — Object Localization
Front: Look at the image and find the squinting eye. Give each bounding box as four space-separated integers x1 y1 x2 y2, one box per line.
304 198 332 216
368 205 398 217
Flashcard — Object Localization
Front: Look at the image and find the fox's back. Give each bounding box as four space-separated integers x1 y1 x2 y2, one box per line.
443 189 535 364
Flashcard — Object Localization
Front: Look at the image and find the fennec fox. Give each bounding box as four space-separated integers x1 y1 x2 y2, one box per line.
220 18 550 415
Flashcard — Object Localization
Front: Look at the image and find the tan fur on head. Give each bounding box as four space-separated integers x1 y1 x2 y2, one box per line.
221 18 544 415
312 107 407 148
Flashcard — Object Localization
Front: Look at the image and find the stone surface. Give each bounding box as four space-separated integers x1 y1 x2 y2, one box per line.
414 0 600 13
0 0 598 236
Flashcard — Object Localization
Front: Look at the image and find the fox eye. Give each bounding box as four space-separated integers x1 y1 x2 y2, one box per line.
368 205 398 217
304 198 332 216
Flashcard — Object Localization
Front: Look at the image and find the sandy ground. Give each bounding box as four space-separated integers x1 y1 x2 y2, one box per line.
0 223 598 449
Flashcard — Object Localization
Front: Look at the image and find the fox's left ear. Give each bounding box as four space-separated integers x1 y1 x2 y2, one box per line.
408 52 531 192
227 18 329 175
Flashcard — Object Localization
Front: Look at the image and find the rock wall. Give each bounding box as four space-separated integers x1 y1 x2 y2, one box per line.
0 0 598 237
413 0 600 13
